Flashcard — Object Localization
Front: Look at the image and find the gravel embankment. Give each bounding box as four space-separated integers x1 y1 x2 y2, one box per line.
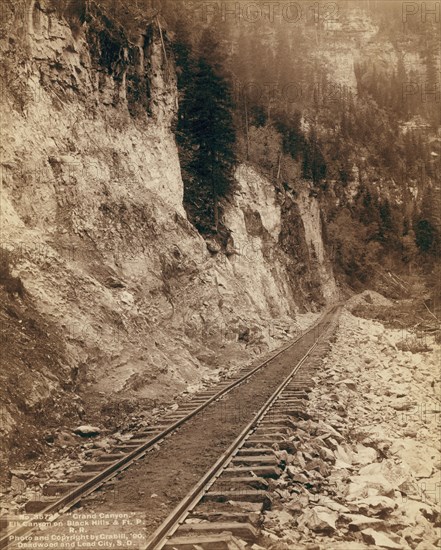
260 308 440 550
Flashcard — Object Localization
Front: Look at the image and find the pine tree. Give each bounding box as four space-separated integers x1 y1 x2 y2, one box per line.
275 111 304 160
415 185 441 255
302 128 327 185
175 30 237 234
401 230 418 272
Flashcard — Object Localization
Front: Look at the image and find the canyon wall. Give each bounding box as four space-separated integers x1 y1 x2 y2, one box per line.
0 1 337 455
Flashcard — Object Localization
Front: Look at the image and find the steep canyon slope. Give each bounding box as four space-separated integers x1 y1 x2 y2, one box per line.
0 1 337 467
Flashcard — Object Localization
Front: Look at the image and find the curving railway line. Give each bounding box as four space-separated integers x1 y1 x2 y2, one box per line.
143 307 340 549
0 305 341 550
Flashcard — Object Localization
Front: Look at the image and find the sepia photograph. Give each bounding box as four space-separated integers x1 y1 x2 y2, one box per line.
0 0 440 548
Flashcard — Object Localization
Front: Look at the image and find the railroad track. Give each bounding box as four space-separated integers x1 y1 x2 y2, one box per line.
141 307 340 549
0 306 340 549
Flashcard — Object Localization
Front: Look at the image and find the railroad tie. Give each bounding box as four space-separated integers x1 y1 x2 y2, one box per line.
177 521 259 541
42 482 81 496
191 511 260 525
223 465 282 479
81 461 109 472
202 490 269 504
24 499 57 513
162 532 250 549
135 428 168 437
231 454 279 466
213 476 269 491
245 437 283 446
70 472 96 482
235 447 274 456
96 453 125 462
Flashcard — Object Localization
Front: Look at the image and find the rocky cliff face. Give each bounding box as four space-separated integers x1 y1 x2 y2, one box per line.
0 1 337 458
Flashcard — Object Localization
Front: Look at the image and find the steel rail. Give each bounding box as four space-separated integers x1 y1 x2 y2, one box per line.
142 307 339 549
0 306 338 550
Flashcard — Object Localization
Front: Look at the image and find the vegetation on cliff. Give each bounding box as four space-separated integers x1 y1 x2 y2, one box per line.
4 0 438 298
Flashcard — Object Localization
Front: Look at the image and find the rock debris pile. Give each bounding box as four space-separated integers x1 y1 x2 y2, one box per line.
259 308 440 549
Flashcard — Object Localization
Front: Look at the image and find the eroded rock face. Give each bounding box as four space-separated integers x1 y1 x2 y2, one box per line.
0 2 337 458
